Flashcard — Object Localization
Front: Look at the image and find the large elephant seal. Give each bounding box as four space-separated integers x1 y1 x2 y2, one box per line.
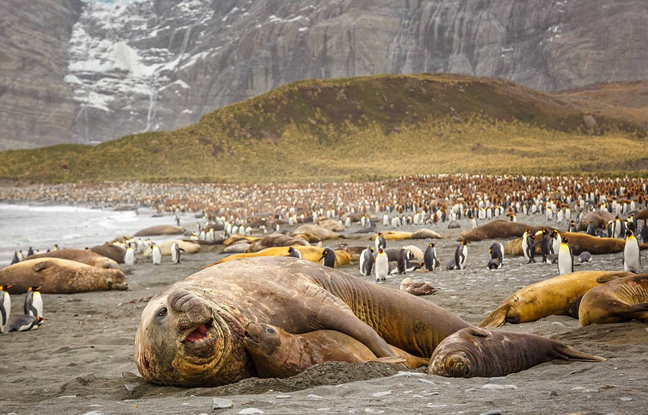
428 327 604 378
458 220 553 243
134 225 185 237
293 224 341 240
578 274 648 326
134 256 470 387
213 246 325 265
504 232 648 257
479 270 633 328
0 258 128 294
243 322 429 378
27 249 120 269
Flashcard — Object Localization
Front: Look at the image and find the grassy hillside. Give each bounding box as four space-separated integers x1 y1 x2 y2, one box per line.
1 74 646 183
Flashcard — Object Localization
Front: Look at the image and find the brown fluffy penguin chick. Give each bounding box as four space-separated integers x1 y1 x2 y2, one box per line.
400 277 438 296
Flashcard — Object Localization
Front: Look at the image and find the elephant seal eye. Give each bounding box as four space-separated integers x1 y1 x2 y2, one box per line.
266 327 276 334
156 307 168 318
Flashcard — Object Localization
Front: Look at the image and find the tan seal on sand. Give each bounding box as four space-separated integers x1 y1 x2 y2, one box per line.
578 274 648 326
429 327 604 378
242 322 429 378
577 210 614 231
134 256 470 387
0 258 128 294
134 225 185 237
90 243 126 264
479 270 633 328
27 248 120 269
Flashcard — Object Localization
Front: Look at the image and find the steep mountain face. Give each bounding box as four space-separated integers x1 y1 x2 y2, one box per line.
2 0 648 150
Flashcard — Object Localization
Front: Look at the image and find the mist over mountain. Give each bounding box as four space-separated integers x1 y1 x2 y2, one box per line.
2 0 648 150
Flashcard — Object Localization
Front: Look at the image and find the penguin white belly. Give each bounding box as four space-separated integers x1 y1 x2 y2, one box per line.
0 291 10 333
375 255 388 282
623 241 641 273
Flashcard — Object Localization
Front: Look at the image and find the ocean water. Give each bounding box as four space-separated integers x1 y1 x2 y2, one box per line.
0 204 185 267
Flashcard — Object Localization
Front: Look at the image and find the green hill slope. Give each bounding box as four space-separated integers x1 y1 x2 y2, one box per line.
1 74 646 183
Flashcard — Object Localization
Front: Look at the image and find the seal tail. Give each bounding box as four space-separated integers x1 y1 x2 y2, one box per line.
552 343 606 362
478 306 508 328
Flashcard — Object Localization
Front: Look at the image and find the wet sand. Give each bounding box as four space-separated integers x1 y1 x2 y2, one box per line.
1 213 647 415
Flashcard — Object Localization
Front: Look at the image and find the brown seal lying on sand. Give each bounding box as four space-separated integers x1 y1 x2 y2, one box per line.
429 327 604 378
243 322 429 378
458 220 553 243
134 256 470 387
134 225 185 237
27 248 120 269
0 258 128 294
89 243 126 264
578 274 648 326
504 232 648 256
577 210 614 232
479 270 633 328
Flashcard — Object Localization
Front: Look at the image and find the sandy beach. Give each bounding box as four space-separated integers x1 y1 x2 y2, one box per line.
1 212 647 415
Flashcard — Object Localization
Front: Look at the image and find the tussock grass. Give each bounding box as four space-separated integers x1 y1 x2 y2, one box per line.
0 74 646 183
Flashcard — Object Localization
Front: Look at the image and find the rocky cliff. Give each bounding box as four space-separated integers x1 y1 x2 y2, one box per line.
2 0 648 150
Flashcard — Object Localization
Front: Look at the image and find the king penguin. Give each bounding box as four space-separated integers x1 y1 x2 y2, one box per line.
124 245 136 266
11 252 20 265
9 315 44 332
374 233 386 251
396 248 412 274
359 246 374 276
558 238 574 275
454 241 468 270
375 248 388 283
287 247 302 259
151 243 162 265
0 285 11 334
320 248 336 268
171 242 184 265
623 229 641 273
423 243 439 272
24 286 43 318
489 242 504 267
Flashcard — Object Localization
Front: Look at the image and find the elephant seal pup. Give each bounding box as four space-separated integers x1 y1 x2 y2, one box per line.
134 256 470 387
134 225 185 237
293 224 341 240
0 258 128 294
243 322 429 378
579 274 648 326
429 327 604 378
479 270 633 328
458 220 554 243
27 248 120 269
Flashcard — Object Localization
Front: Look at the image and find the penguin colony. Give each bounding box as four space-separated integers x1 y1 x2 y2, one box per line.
1 174 645 343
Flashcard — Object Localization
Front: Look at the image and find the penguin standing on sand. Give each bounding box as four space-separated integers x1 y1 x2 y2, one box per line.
640 221 648 244
359 247 374 276
455 241 468 270
124 245 136 266
568 221 578 233
539 229 552 263
423 243 439 272
0 285 11 334
24 286 43 318
522 230 536 263
171 242 184 265
320 248 336 268
558 238 574 275
586 221 596 236
489 243 504 269
375 248 388 283
11 252 20 265
9 315 44 332
287 247 302 259
396 249 412 274
151 243 162 265
27 246 34 257
550 230 561 256
623 229 641 273
374 233 386 251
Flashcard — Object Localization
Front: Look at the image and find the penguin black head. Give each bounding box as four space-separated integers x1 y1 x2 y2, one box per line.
0 285 11 290
28 286 42 292
563 237 569 244
429 243 435 247
625 229 634 237
378 248 384 254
